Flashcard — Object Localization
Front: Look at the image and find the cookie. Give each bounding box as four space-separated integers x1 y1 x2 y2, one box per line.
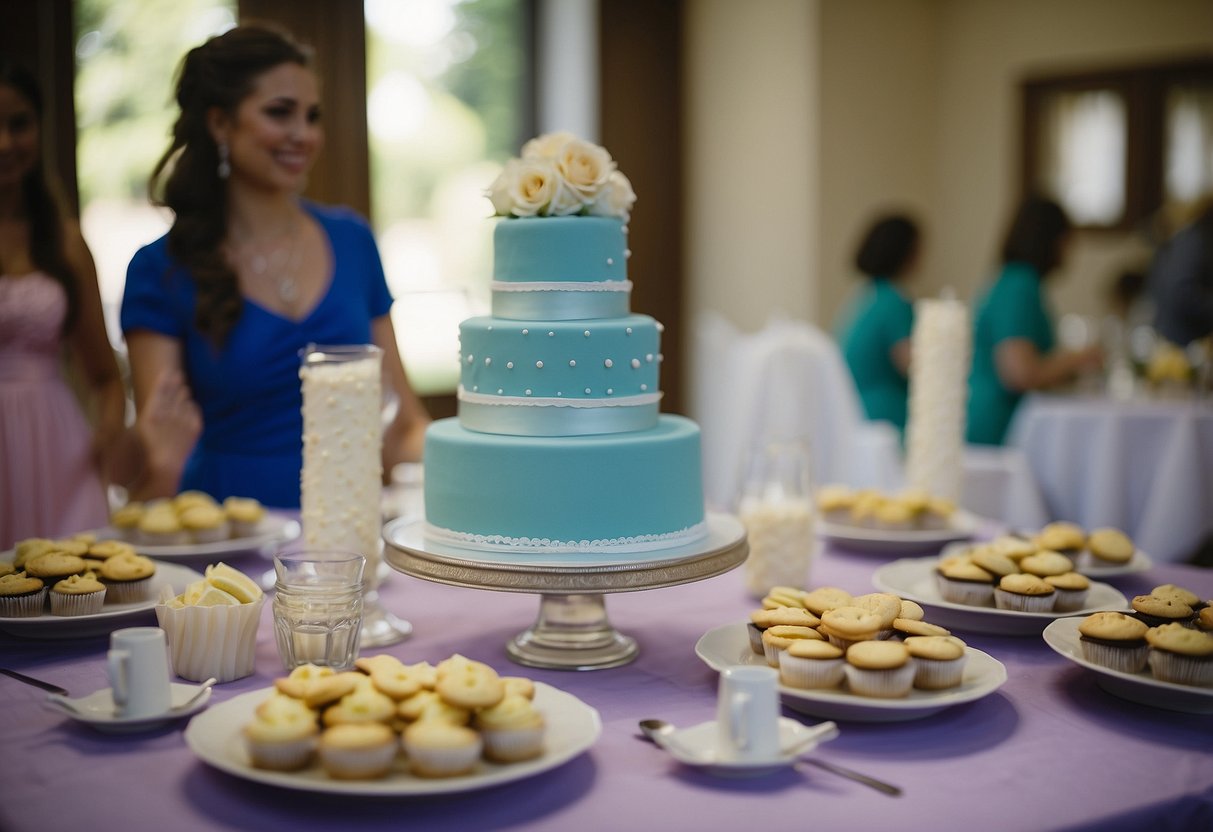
1018 550 1074 578
892 618 950 638
1035 521 1085 553
435 660 506 710
969 546 1019 578
1131 594 1193 626
801 586 854 616
750 607 821 629
1087 528 1134 564
850 593 902 629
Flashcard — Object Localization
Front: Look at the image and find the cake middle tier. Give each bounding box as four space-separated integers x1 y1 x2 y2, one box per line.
424 414 706 552
460 313 662 407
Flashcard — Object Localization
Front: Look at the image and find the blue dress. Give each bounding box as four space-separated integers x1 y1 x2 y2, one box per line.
835 277 913 434
120 202 394 507
966 261 1055 446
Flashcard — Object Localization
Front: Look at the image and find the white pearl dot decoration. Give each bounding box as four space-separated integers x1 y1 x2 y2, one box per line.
485 357 492 366
487 325 493 331
604 359 613 368
625 249 632 259
607 388 614 395
522 328 529 335
640 384 648 391
535 360 544 369
569 359 576 367
547 331 554 337
556 391 562 397
472 385 478 392
525 389 532 396
466 354 474 364
606 257 614 265
584 330 591 337
622 225 629 234
631 358 641 369
585 387 592 394
506 361 514 369
497 388 503 394
657 353 664 362
626 327 632 335
646 353 654 362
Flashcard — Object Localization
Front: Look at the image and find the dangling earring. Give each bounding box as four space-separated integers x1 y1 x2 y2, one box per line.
217 143 231 179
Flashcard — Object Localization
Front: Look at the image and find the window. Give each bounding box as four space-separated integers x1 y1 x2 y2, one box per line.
1021 56 1213 231
365 0 533 395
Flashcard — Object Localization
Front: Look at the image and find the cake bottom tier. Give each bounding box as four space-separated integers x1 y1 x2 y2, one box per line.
423 415 706 552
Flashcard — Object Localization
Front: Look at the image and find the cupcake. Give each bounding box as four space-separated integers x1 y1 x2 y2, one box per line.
1086 527 1135 567
1131 594 1193 628
318 723 400 780
816 485 855 524
778 639 846 689
321 679 398 727
1077 612 1149 673
1145 623 1213 686
98 552 157 603
1044 572 1091 612
243 693 320 771
109 503 144 541
873 500 915 532
173 490 219 513
48 572 107 616
904 635 967 690
224 496 266 537
0 572 47 617
935 560 995 606
402 720 483 778
761 624 824 667
818 606 882 650
1035 521 1086 557
920 497 956 531
749 606 821 655
843 640 916 698
848 491 884 528
993 573 1056 613
22 551 86 587
1018 550 1075 578
474 694 546 762
179 504 231 544
138 505 189 546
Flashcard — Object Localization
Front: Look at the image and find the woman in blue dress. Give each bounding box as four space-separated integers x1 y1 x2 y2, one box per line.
121 25 429 507
835 213 919 435
966 195 1102 445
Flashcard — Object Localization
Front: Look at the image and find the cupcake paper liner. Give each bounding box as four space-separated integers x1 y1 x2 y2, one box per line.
912 655 967 690
844 660 917 698
779 653 846 690
1148 649 1213 686
0 588 47 618
104 576 154 605
480 724 546 763
404 737 483 778
935 575 994 606
156 587 266 682
49 587 106 616
1050 588 1090 612
993 588 1056 613
746 623 765 655
244 734 317 771
1079 640 1149 674
318 741 399 779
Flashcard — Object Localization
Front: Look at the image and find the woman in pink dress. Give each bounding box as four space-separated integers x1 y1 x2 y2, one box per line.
0 60 198 549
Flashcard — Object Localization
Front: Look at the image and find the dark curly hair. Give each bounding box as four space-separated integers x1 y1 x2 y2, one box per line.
149 25 311 347
0 57 77 333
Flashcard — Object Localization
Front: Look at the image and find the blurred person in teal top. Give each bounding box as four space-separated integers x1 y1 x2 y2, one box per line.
835 214 919 435
967 196 1102 445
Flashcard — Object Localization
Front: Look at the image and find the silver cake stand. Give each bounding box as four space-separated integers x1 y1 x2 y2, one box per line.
382 513 747 670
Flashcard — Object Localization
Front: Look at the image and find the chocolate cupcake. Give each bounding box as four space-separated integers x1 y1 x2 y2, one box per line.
0 572 47 617
1077 612 1149 673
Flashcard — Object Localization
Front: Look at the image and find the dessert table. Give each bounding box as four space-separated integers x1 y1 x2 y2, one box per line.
1 529 1211 832
1007 392 1213 563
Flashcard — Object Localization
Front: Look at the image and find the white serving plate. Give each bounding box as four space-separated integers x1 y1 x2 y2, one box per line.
1042 617 1213 714
185 682 601 795
694 622 1007 722
819 511 977 556
872 556 1129 635
98 514 300 561
0 561 202 639
938 541 1154 579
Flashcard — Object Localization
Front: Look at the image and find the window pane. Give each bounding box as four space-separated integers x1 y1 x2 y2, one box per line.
365 0 529 395
1165 84 1213 205
1035 89 1126 226
74 0 237 344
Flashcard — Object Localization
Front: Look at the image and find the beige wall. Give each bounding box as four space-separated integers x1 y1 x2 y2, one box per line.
685 0 1213 351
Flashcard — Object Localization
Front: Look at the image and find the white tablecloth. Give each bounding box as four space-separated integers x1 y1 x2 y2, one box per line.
1007 393 1213 562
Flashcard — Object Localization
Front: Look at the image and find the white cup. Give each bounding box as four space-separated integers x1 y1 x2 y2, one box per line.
107 627 172 718
716 665 781 761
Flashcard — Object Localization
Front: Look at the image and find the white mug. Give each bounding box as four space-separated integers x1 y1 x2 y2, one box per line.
716 665 781 761
107 627 172 718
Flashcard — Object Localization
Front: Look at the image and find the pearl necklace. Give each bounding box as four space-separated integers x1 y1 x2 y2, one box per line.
228 217 301 305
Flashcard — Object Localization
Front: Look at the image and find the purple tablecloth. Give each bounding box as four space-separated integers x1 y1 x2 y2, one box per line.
2 537 1211 832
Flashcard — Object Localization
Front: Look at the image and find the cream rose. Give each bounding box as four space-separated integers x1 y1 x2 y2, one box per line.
556 138 615 199
587 170 636 220
486 161 517 216
521 130 579 160
506 158 559 217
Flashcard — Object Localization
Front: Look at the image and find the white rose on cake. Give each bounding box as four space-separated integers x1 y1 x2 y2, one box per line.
587 170 636 221
504 158 559 217
521 130 579 160
555 138 615 200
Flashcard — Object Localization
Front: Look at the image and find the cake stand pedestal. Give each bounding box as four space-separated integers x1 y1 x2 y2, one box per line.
382 513 747 670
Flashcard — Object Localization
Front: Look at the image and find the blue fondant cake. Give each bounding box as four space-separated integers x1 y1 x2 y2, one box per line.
424 224 706 551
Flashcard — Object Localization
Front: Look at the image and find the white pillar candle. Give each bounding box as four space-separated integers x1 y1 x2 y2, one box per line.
299 347 383 579
905 297 970 502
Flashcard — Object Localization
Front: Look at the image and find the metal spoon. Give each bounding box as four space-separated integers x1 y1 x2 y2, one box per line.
1 667 69 696
172 678 218 712
638 718 902 797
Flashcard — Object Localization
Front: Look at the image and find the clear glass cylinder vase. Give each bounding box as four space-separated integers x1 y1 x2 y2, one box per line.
738 436 817 598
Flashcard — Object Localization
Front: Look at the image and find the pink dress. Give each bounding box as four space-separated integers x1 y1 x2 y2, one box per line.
0 272 109 549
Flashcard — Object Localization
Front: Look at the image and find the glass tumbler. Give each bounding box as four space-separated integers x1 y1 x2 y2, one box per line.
738 436 817 598
272 550 366 671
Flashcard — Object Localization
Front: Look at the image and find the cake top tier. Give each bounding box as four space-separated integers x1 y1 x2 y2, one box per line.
487 132 635 221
